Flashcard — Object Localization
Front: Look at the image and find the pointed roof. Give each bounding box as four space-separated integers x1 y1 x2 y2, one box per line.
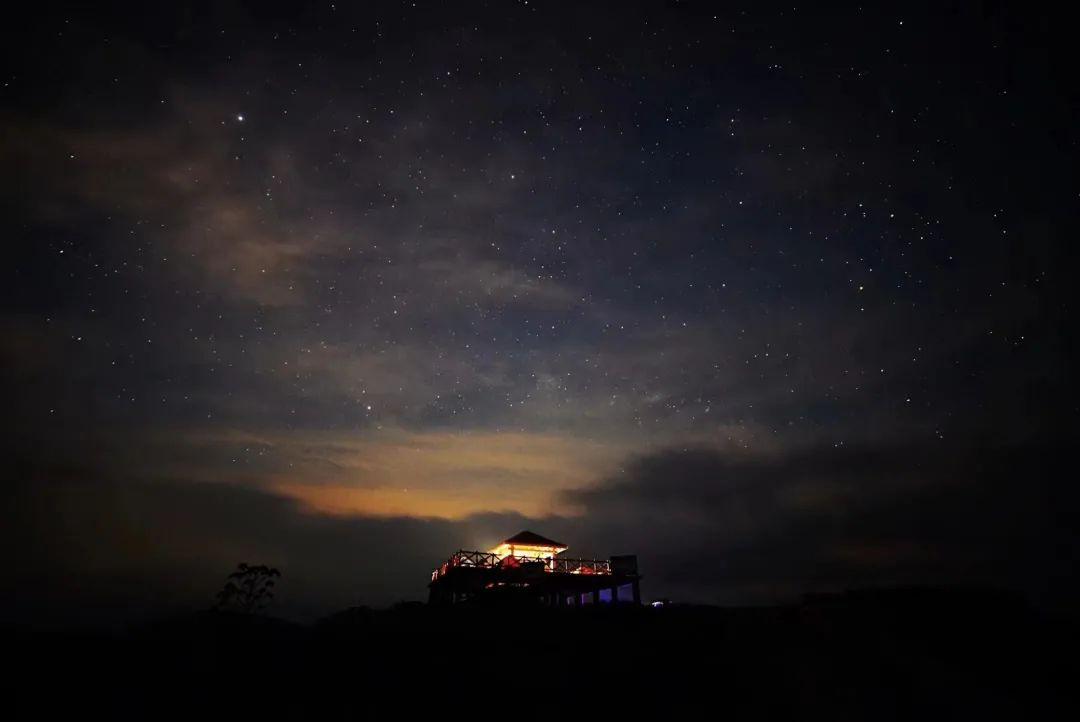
502 530 567 549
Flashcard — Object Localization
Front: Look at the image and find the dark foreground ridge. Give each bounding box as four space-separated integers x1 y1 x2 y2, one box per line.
8 587 1077 720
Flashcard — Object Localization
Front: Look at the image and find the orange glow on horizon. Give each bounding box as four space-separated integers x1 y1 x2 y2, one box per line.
251 428 626 519
272 481 558 520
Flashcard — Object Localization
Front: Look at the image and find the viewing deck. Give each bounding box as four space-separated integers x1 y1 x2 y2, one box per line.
431 549 613 582
427 531 640 606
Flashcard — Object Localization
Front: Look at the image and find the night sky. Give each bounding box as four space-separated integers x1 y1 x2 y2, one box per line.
3 3 1075 624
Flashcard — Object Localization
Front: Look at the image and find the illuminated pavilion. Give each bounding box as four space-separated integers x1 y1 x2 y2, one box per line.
428 531 641 606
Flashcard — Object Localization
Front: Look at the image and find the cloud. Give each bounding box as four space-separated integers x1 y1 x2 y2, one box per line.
241 427 626 518
1 466 485 624
10 421 628 521
9 433 1075 629
415 257 579 309
0 102 583 313
561 441 1080 607
2 443 605 625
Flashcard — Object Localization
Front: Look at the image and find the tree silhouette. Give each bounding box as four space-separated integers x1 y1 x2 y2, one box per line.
214 563 281 614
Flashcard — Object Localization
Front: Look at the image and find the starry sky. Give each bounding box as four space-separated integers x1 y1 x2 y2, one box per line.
2 2 1075 623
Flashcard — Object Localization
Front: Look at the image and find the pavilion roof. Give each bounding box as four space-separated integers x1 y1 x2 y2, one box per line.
500 530 567 549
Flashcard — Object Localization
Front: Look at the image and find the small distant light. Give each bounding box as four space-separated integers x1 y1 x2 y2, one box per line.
237 114 245 122
650 601 665 608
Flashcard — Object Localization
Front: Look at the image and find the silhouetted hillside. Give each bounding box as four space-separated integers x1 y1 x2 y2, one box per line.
7 587 1077 720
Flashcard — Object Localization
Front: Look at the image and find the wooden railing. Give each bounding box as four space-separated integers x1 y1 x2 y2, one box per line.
431 550 612 581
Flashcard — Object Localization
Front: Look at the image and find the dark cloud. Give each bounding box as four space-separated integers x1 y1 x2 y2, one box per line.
563 441 1080 609
3 456 537 625
6 437 1074 627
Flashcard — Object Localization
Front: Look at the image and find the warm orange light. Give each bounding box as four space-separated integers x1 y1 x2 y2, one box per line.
488 542 567 561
